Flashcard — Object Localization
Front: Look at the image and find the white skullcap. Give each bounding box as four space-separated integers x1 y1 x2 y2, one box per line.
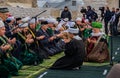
22 16 31 22
68 27 79 34
38 17 45 21
66 21 75 27
76 17 82 21
29 18 35 24
19 23 28 28
47 18 57 24
0 20 5 28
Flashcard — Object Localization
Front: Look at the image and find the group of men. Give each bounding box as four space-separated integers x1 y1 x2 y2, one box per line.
0 7 64 77
0 5 119 78
62 5 120 36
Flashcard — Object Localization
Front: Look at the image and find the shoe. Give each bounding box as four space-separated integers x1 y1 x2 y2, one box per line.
72 67 79 70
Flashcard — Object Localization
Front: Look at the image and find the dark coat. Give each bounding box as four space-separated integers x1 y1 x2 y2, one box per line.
37 29 51 47
0 36 22 76
61 10 72 21
37 29 62 55
86 9 95 21
114 12 120 26
104 10 112 22
50 39 85 69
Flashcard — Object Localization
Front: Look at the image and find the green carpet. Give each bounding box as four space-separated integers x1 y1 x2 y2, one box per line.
38 65 111 78
12 36 120 78
109 36 120 63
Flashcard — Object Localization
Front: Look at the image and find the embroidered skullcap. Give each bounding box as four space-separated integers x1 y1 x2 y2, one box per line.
41 21 48 25
92 22 102 28
0 7 9 13
29 18 36 24
68 27 79 34
66 21 75 27
47 18 58 24
38 17 45 21
21 16 31 23
19 23 28 28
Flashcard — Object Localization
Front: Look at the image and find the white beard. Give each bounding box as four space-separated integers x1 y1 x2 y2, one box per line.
91 32 105 36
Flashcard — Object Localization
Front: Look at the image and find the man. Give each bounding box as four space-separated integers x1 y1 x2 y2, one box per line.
0 7 11 21
37 21 57 56
50 27 85 70
113 8 120 35
104 6 112 35
47 18 63 53
17 23 40 65
68 27 82 40
86 22 109 62
0 20 22 77
61 6 72 21
0 20 10 77
86 6 95 21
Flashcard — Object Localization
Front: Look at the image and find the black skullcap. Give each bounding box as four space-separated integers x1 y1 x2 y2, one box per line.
41 21 48 25
16 17 22 21
0 8 9 13
56 17 61 22
64 6 68 8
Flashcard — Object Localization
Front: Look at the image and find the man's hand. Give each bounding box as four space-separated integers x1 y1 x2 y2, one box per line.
36 35 45 40
49 36 56 41
26 34 32 39
8 38 16 44
1 44 11 51
26 38 34 44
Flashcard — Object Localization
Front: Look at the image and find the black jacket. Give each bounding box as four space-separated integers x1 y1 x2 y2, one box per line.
50 39 85 69
61 10 72 21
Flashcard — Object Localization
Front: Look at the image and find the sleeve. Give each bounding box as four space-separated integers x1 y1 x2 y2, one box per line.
61 11 64 18
68 11 72 21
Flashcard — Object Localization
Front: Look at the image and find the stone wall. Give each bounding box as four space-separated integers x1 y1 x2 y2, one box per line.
0 6 79 20
84 0 119 9
0 0 119 20
84 0 107 9
106 0 119 9
0 0 8 6
2 0 120 9
7 0 33 3
7 0 37 7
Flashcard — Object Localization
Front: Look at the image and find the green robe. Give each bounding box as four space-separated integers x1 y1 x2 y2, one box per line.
83 28 92 39
0 36 23 76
